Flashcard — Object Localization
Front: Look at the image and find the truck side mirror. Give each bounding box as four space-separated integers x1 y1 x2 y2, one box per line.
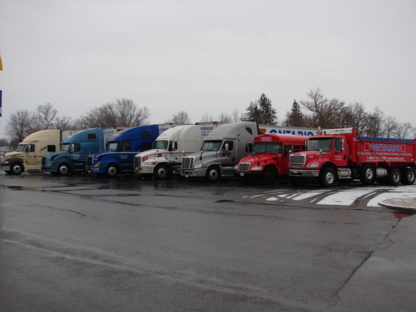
223 143 229 154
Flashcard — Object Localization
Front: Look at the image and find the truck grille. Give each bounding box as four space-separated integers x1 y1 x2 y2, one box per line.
134 156 141 169
238 163 250 171
42 157 46 165
289 154 306 167
87 155 93 166
181 157 194 169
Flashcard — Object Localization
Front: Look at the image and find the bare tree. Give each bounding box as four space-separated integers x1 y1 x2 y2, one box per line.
364 107 384 137
165 110 191 124
32 103 58 131
340 102 368 136
80 98 150 128
217 112 233 122
393 122 413 139
53 116 73 131
300 88 345 128
200 112 214 122
231 109 240 122
382 116 398 138
5 109 34 143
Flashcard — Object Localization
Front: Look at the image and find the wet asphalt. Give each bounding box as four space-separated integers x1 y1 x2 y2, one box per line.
0 173 415 312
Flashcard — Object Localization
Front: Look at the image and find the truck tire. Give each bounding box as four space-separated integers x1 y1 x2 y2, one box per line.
58 163 70 176
262 167 278 185
402 168 416 185
206 166 220 182
105 164 119 177
155 164 169 180
360 164 376 185
319 167 336 187
10 163 24 175
389 168 401 186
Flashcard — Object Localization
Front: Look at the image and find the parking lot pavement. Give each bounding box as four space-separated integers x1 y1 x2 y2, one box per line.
326 212 416 311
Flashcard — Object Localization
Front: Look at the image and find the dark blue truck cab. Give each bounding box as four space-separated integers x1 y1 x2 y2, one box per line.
87 125 161 177
42 128 105 175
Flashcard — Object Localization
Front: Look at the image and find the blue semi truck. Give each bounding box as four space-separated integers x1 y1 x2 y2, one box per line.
41 128 105 175
86 124 173 177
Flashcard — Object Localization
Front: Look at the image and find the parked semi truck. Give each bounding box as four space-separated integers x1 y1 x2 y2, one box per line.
0 129 61 174
235 133 310 184
288 128 416 187
134 124 219 179
41 128 105 175
181 122 260 182
87 124 176 177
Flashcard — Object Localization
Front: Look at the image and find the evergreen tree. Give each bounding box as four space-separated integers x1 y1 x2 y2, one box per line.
284 100 303 126
243 93 277 125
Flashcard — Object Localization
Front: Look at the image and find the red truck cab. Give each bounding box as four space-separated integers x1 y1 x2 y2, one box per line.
235 133 309 184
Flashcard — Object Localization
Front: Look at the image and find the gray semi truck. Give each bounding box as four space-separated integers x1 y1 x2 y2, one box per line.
180 122 259 182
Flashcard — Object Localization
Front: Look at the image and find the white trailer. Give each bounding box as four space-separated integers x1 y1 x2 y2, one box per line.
134 124 218 179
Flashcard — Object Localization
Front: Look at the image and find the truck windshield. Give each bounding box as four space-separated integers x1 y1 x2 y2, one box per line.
155 140 168 150
307 138 332 152
106 142 118 151
254 143 282 154
201 140 222 151
16 144 27 152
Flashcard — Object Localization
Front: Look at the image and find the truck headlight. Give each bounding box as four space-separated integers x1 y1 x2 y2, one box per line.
2 160 9 165
94 162 102 168
194 163 203 168
307 163 319 168
251 166 263 171
47 161 54 167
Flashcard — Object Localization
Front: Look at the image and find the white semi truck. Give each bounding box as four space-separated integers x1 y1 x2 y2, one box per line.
181 122 260 182
134 124 218 179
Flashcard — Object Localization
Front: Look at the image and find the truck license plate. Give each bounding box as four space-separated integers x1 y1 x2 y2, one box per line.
240 173 244 176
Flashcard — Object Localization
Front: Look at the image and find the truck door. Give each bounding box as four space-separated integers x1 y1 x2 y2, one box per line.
116 141 132 171
333 138 348 166
219 140 236 167
25 144 37 166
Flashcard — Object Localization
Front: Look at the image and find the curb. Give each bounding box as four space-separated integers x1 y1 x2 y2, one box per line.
379 197 416 211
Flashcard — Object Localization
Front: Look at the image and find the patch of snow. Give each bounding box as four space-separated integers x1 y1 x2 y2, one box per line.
317 189 375 206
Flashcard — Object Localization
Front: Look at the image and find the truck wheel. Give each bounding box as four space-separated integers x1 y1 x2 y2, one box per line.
155 164 169 180
106 164 119 177
402 168 416 185
206 166 220 182
58 163 70 176
10 163 24 175
389 168 401 186
320 167 336 187
262 167 278 185
360 164 376 185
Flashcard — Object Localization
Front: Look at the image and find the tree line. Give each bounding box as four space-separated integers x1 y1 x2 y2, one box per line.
1 88 414 146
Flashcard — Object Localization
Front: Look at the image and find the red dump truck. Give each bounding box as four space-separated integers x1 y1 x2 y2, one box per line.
235 133 309 184
288 128 416 187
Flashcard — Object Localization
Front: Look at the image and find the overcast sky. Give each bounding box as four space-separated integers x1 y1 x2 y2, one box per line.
1 0 415 139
